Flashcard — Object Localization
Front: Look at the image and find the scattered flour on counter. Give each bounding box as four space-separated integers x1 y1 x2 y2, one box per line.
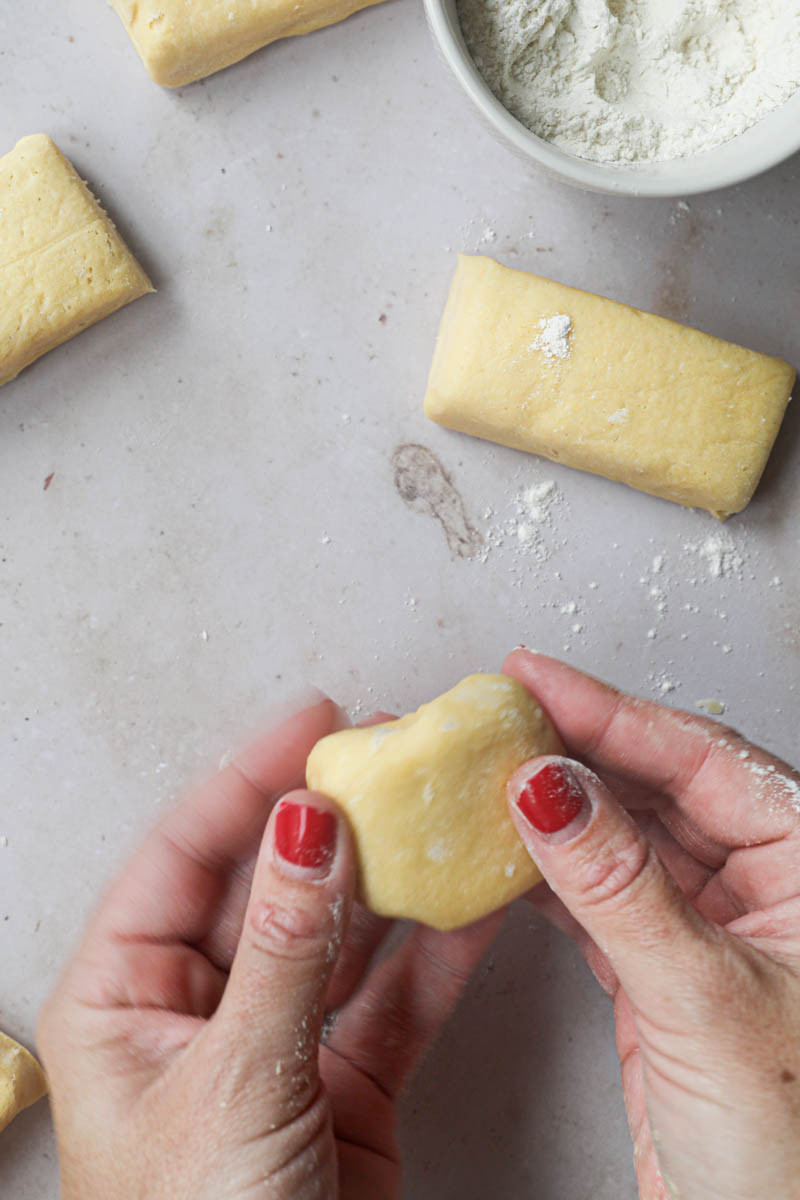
458 0 800 163
531 314 572 363
523 479 557 521
649 670 680 696
671 200 692 224
684 531 745 580
481 474 565 566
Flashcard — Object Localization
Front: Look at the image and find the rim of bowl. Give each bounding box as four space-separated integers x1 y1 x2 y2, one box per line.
423 0 800 198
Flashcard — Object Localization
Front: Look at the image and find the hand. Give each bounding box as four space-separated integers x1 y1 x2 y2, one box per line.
38 692 501 1199
503 649 800 1200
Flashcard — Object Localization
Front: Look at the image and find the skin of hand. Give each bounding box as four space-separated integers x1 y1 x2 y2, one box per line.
38 692 502 1200
503 649 800 1200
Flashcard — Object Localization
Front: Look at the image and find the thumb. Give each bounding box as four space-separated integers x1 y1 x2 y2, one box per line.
212 789 355 1115
507 757 721 1022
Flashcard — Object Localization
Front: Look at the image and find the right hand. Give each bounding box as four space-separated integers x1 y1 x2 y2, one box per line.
504 649 800 1200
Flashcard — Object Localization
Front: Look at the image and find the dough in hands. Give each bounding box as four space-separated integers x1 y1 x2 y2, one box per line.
305 673 562 931
0 1031 47 1133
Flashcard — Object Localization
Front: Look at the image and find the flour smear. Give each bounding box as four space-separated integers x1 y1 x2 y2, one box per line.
458 0 800 162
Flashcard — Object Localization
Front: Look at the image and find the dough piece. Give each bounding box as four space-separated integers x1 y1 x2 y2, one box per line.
110 0 388 88
306 674 562 931
424 255 795 519
0 134 153 389
0 1031 47 1133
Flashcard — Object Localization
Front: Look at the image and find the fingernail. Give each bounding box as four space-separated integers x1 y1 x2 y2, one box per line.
514 761 587 838
274 802 337 874
259 684 349 732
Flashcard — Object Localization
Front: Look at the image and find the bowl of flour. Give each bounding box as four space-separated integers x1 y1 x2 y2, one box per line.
424 0 800 195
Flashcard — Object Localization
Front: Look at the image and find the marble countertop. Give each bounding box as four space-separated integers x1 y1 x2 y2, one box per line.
1 2 798 1196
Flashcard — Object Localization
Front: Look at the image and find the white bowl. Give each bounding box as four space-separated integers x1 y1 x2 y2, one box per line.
424 0 800 198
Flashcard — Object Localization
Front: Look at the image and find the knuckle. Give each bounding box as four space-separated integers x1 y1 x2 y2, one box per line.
576 833 652 909
264 1086 336 1188
248 900 331 965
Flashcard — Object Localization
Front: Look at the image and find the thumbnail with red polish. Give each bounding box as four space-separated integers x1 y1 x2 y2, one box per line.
275 802 337 869
516 762 585 834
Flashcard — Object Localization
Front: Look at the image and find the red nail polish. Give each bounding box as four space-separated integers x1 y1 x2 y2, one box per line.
516 762 585 834
274 802 337 870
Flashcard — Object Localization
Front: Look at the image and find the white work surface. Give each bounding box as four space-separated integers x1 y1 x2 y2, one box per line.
2 3 799 1197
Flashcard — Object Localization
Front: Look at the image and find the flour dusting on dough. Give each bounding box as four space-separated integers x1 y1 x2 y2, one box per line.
531 313 572 363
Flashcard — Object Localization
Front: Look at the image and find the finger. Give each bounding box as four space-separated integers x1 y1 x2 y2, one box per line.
210 790 355 1119
724 895 800 965
527 807 725 998
92 694 346 948
324 710 396 1011
524 883 619 995
72 939 227 1018
526 813 716 997
326 904 393 1012
695 834 800 926
503 650 800 854
508 756 728 1023
325 912 503 1100
631 811 716 906
173 707 389 977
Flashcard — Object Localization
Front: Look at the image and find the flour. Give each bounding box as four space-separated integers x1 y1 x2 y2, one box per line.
685 532 744 579
458 0 800 163
531 313 572 361
607 408 629 425
480 474 565 565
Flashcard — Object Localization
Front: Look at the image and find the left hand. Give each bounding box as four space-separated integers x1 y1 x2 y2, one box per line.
39 692 501 1199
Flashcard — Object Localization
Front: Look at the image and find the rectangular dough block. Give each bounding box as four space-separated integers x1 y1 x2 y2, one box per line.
110 0 387 87
424 256 796 519
0 135 153 389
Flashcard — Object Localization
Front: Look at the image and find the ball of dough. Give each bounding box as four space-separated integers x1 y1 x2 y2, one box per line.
305 673 562 931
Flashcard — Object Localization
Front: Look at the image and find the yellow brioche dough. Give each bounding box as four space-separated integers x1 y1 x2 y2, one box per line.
306 674 562 931
0 1032 47 1133
424 255 795 519
0 134 153 388
110 0 387 88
